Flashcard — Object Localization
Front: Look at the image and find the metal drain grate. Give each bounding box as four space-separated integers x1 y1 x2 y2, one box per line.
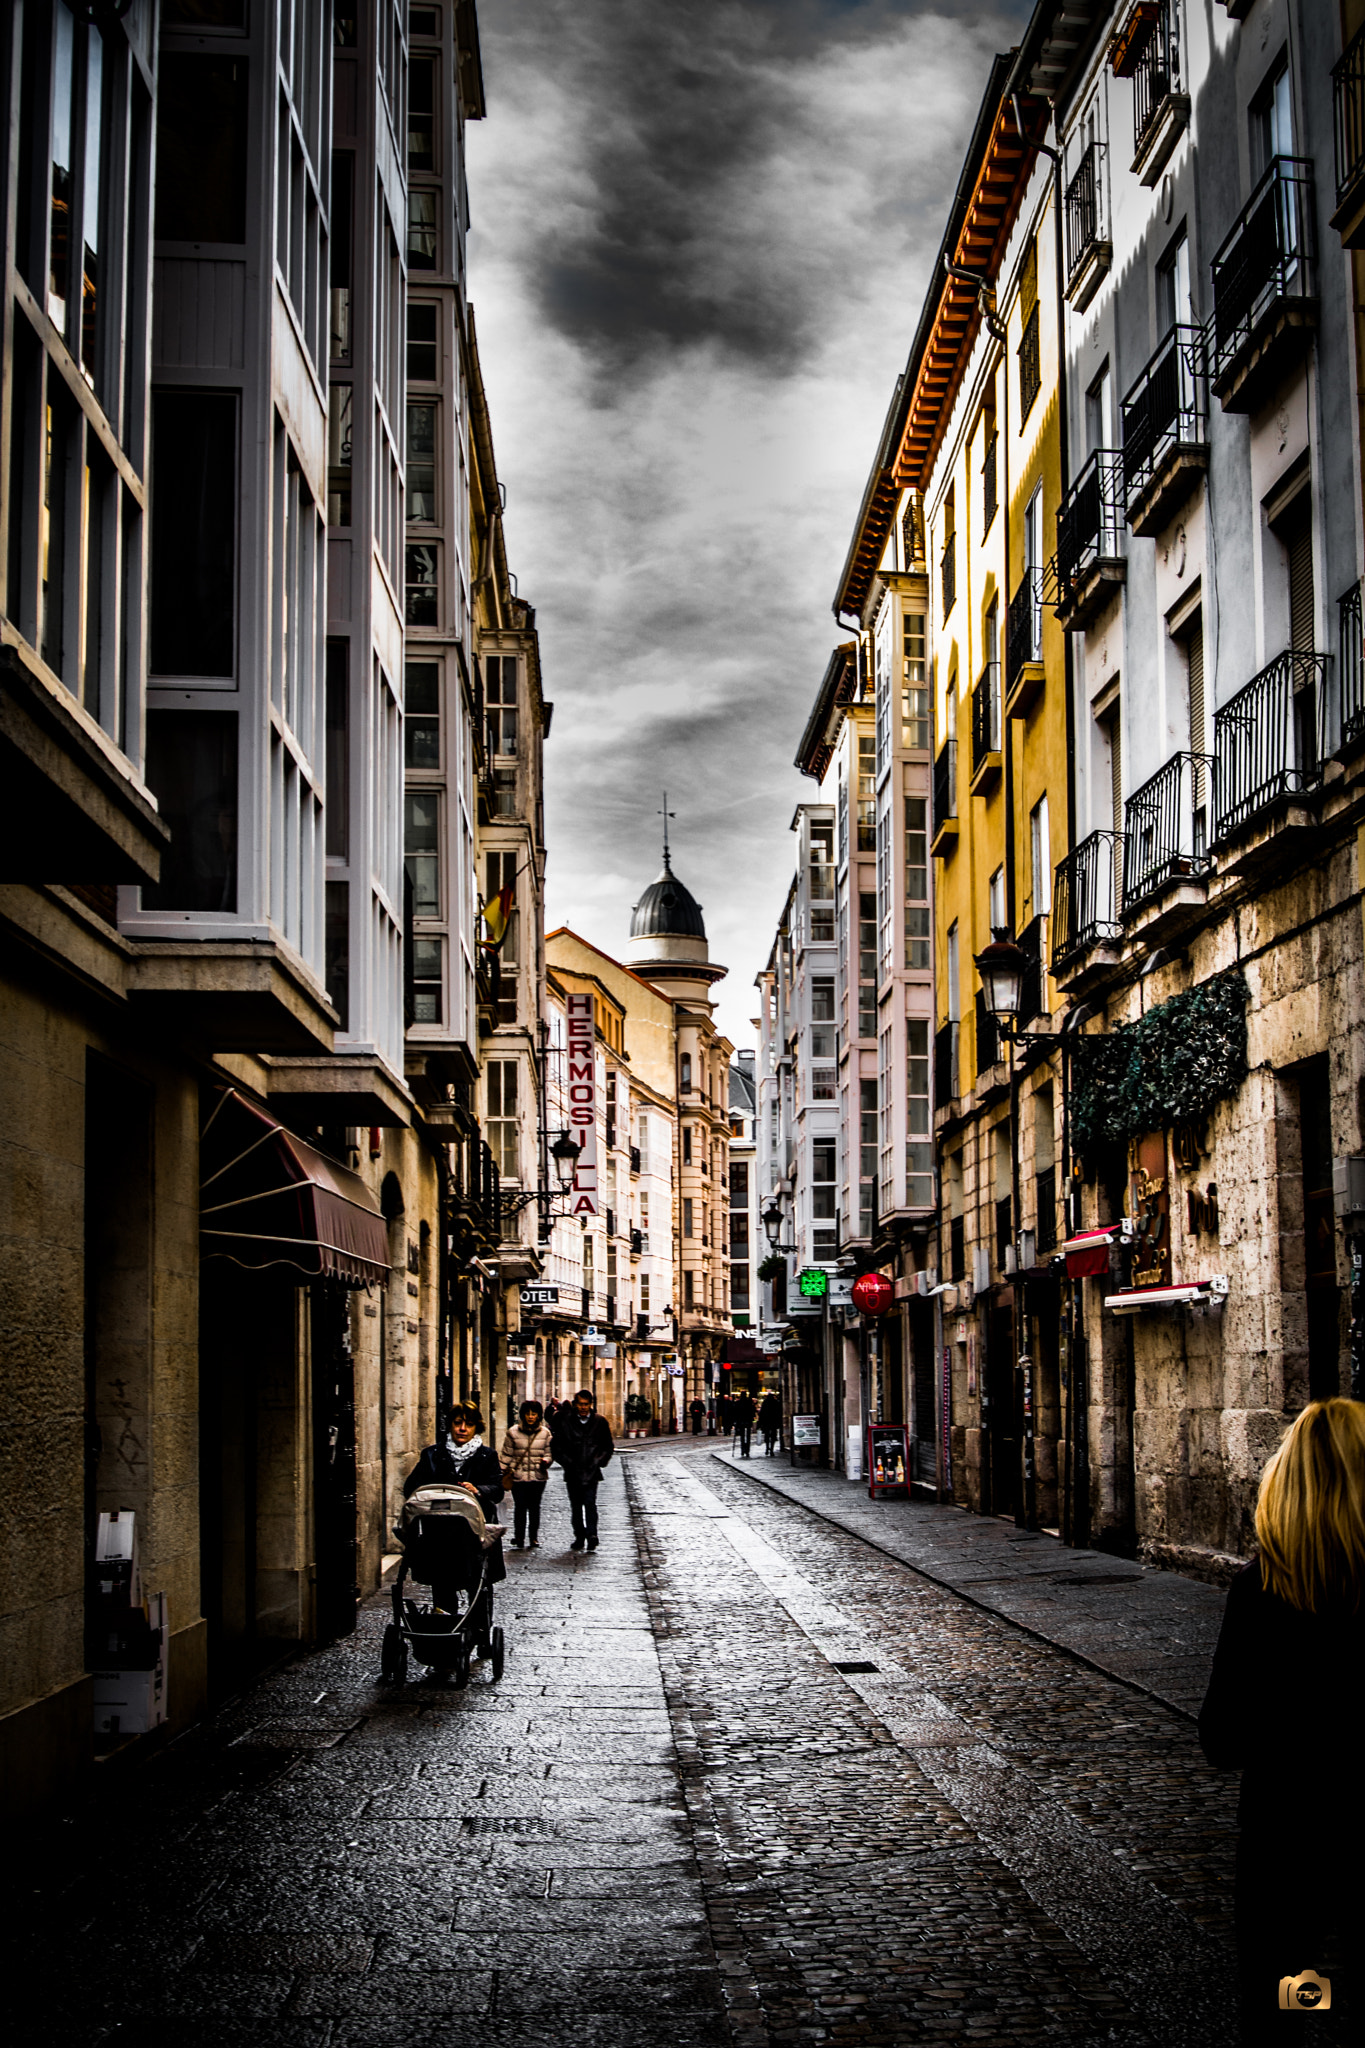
461 1816 558 1836
831 1660 879 1674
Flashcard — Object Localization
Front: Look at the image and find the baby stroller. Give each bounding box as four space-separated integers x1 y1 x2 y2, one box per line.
380 1483 506 1688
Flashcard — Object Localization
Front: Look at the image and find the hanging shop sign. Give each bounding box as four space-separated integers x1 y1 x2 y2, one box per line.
797 1267 829 1299
1128 1132 1171 1289
565 992 599 1217
521 1283 560 1307
852 1272 895 1317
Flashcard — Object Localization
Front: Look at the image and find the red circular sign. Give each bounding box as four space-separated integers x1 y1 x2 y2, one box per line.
851 1272 894 1317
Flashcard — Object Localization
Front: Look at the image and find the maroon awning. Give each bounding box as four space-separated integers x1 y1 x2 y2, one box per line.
200 1088 390 1287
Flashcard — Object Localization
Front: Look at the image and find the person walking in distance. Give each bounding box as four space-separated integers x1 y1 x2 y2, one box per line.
500 1399 552 1549
1198 1399 1365 2042
733 1387 757 1459
550 1387 614 1552
758 1391 781 1456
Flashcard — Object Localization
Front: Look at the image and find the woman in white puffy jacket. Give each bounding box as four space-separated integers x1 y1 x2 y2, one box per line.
500 1400 553 1549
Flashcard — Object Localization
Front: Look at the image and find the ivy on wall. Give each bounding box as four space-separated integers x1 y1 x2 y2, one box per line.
1071 968 1249 1167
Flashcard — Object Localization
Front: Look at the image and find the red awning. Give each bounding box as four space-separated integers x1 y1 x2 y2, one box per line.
200 1088 390 1287
1064 1227 1115 1280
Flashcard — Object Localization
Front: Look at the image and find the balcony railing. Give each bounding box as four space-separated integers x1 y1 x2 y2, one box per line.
941 530 957 616
1055 450 1124 595
975 988 1000 1075
934 1020 959 1106
933 738 957 835
1121 324 1206 512
1006 570 1043 685
1209 157 1316 390
1334 24 1365 211
1132 0 1181 158
1064 141 1106 291
1214 649 1327 840
1051 830 1123 968
1341 582 1365 751
1122 751 1214 909
971 661 1001 775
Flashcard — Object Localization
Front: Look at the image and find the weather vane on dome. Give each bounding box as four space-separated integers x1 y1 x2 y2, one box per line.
658 791 675 867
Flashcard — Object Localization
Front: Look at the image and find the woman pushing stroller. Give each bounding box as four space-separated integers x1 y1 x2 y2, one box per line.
404 1401 507 1594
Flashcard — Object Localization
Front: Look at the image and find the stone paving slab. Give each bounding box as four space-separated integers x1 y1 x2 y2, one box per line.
709 1444 1228 1717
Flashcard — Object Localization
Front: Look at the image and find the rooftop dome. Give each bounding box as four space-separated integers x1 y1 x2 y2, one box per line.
629 854 706 941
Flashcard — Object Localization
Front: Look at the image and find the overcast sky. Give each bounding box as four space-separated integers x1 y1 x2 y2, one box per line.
467 0 1031 1052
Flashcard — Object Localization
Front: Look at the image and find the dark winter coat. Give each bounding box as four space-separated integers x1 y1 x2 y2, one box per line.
1197 1558 1365 1832
733 1393 757 1426
550 1408 614 1483
403 1441 506 1520
758 1395 781 1435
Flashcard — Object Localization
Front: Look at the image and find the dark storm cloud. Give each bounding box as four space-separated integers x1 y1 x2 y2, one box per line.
468 0 1032 1044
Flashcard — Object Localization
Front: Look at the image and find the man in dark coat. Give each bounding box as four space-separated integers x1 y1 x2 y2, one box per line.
733 1389 758 1458
550 1388 614 1551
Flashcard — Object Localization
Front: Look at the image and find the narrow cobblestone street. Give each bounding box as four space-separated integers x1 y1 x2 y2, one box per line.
11 1440 1352 2047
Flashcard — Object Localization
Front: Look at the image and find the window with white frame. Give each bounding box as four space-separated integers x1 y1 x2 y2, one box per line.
874 605 893 780
901 613 929 749
810 978 835 1099
988 866 1005 933
878 1023 894 1215
1030 794 1051 916
907 1018 933 1207
487 1058 518 1180
904 797 929 968
877 794 893 982
809 817 835 941
812 1138 838 1260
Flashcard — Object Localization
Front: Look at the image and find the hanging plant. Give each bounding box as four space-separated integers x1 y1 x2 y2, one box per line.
1071 968 1249 1167
756 1252 786 1284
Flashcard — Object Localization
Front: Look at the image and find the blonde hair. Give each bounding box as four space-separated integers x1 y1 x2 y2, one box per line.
1254 1399 1365 1613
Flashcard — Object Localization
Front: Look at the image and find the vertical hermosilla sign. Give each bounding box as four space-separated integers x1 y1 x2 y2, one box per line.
566 992 599 1216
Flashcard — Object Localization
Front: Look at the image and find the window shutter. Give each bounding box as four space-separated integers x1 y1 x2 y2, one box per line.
1188 621 1207 819
1109 709 1123 840
1288 507 1314 653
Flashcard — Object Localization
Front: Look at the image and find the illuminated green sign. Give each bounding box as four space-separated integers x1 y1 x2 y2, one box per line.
797 1267 829 1299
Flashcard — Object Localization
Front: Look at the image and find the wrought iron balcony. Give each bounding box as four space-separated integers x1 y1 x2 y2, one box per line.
941 530 957 617
1122 751 1213 910
1209 157 1316 413
970 661 1002 781
1064 141 1109 306
1131 0 1183 165
934 1020 959 1106
932 738 958 844
1051 830 1123 970
1341 581 1365 752
1333 24 1365 246
1006 569 1044 703
1120 324 1207 536
1213 648 1327 841
1052 451 1125 628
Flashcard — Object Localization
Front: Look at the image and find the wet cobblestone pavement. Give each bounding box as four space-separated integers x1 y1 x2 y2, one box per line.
8 1439 1354 2045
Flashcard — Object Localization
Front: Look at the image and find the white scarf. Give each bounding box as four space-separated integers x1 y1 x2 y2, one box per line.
445 1432 484 1472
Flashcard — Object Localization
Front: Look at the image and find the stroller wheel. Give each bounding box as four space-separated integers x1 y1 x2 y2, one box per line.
380 1624 407 1685
453 1641 472 1689
491 1626 505 1681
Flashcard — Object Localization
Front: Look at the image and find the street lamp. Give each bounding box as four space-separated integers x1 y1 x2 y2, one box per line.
973 926 1045 1534
550 1128 583 1188
761 1196 796 1255
973 927 1029 1034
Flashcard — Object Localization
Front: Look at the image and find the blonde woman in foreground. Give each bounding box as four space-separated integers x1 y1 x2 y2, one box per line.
1198 1398 1365 2042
